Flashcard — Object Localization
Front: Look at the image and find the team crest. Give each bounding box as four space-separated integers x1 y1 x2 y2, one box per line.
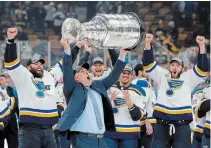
166 79 184 96
112 97 126 114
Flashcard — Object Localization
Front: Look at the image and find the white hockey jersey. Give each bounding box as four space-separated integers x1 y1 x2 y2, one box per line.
48 59 67 112
105 82 147 139
132 78 157 132
196 83 211 136
192 87 205 135
91 67 112 80
0 87 12 130
144 61 207 121
5 58 62 126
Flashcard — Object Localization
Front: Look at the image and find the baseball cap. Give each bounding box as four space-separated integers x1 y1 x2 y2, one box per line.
123 65 133 73
26 55 45 66
170 57 184 66
0 69 8 76
75 62 90 72
93 57 104 64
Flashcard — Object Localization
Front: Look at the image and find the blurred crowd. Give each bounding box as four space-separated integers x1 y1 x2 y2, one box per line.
0 1 210 70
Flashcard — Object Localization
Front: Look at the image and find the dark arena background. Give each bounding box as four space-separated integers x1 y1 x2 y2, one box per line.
0 1 210 148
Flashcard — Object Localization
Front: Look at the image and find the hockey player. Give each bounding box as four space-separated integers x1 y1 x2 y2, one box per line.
0 69 19 148
0 92 10 130
77 47 119 80
191 86 205 148
104 65 147 148
142 33 209 147
195 82 210 148
3 28 79 148
91 49 119 80
132 63 156 148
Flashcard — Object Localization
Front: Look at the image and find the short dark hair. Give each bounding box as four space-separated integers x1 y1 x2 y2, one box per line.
134 63 144 76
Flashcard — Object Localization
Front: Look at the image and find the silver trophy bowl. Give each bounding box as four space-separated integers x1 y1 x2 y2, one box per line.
61 12 145 50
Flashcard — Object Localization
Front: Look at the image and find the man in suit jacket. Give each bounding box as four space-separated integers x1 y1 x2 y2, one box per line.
56 38 128 148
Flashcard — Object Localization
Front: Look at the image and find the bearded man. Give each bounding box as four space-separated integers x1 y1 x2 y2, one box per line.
3 28 83 148
142 33 209 148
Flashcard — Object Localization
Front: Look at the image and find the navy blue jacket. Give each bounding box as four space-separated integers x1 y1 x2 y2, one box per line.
56 53 126 132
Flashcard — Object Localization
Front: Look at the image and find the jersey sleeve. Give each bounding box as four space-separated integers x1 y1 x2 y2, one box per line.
0 99 11 122
130 86 148 121
4 41 32 89
142 49 166 86
186 53 208 91
48 59 63 85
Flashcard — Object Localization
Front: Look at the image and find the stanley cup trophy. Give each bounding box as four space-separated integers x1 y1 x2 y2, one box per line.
62 12 145 50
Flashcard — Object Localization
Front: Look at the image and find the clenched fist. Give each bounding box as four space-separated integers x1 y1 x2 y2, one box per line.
145 33 153 50
196 36 206 54
145 33 153 42
196 36 205 46
60 37 70 51
7 28 18 40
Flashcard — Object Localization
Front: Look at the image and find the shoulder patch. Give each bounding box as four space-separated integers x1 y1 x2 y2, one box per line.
191 87 204 96
129 84 146 96
136 79 149 88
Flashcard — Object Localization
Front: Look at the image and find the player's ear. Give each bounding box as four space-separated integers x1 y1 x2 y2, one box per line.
182 67 185 72
27 65 31 70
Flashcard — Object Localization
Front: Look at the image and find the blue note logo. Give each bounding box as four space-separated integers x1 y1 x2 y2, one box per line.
112 97 126 114
32 78 45 98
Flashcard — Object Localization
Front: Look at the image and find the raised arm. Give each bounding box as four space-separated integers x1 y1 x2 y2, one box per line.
108 49 119 67
4 28 30 89
142 34 166 85
78 41 92 65
60 38 77 101
60 38 85 102
186 36 209 90
101 49 127 90
195 84 210 119
48 39 82 84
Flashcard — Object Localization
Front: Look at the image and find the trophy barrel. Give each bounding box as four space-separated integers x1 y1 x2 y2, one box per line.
61 13 144 50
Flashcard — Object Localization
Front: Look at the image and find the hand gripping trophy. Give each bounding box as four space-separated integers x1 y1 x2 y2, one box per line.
61 12 145 50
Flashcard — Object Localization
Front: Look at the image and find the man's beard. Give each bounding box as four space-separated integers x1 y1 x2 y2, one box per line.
30 69 43 78
171 71 182 79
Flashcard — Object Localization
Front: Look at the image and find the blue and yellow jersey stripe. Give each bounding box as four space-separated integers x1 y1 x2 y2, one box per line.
153 103 193 121
143 61 157 73
0 105 10 120
20 108 58 118
115 124 140 133
139 108 146 120
140 117 156 126
9 97 15 110
148 117 157 124
194 125 204 133
0 122 4 131
193 65 208 78
57 102 65 116
4 58 21 70
57 102 64 109
195 99 208 120
204 120 210 129
154 104 192 115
